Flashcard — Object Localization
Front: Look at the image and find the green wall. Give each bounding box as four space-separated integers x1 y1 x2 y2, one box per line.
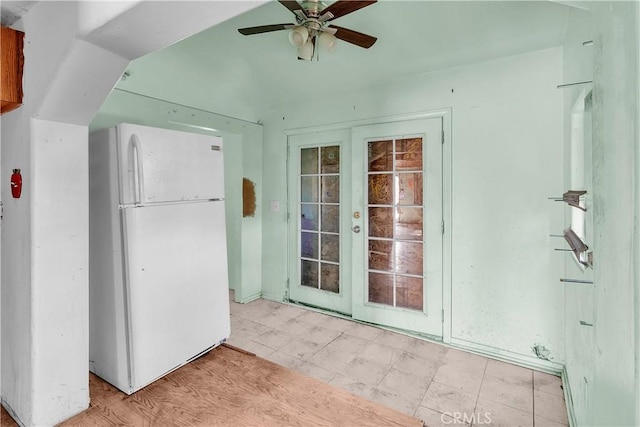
562 3 639 426
258 47 566 370
589 3 639 426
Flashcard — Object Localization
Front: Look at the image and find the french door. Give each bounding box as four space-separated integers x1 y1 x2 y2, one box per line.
351 119 443 337
288 130 352 314
288 118 443 337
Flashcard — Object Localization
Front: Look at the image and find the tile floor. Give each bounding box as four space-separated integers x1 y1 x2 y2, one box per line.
227 293 569 427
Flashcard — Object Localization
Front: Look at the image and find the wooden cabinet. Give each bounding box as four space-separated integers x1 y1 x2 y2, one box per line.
1 26 24 114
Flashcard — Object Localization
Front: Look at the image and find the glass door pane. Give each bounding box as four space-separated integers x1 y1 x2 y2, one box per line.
299 146 341 293
366 137 424 311
288 130 352 315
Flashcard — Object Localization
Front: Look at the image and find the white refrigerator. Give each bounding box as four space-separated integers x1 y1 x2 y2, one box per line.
88 123 230 394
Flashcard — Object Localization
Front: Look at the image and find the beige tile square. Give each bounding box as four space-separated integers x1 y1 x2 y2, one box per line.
276 317 315 336
252 310 293 329
392 351 439 380
432 363 484 395
405 339 449 363
253 329 294 350
415 406 465 426
276 336 321 360
369 388 420 417
230 317 272 341
329 374 374 399
339 356 390 386
224 335 250 350
236 301 281 323
343 321 384 341
263 350 303 370
300 325 342 347
475 397 533 427
377 368 430 403
479 375 533 413
534 389 568 425
296 310 351 332
238 340 275 358
485 359 533 388
374 329 415 350
441 348 488 376
294 309 331 324
308 334 367 371
317 314 354 332
359 341 403 367
421 381 477 419
245 299 282 316
533 371 564 397
296 361 336 383
274 303 307 319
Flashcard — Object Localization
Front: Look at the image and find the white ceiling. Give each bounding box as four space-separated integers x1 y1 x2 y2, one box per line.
116 1 573 122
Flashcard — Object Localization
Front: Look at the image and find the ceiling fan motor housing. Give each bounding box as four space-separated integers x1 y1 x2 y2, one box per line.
237 0 378 51
300 0 328 18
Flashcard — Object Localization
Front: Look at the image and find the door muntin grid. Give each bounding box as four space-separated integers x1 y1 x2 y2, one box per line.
366 137 425 311
299 146 341 293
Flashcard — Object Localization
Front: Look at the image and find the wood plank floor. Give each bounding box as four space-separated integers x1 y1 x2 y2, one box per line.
0 344 421 426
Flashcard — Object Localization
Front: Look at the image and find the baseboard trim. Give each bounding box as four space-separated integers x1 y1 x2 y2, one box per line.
2 400 25 427
260 293 285 303
237 292 262 304
561 368 577 427
449 338 564 374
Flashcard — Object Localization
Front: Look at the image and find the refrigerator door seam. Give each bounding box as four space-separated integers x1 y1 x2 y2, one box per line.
119 207 136 393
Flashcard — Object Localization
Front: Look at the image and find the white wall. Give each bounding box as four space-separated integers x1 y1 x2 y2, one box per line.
31 119 90 423
259 47 565 369
1 3 88 424
1 1 264 425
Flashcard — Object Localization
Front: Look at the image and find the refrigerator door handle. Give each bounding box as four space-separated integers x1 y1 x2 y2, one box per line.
129 134 145 204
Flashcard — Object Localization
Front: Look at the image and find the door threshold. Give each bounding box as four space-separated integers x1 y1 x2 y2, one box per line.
282 297 443 343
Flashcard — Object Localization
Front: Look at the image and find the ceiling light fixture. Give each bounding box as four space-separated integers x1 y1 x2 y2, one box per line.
238 0 378 62
318 31 337 52
288 25 309 48
297 37 315 60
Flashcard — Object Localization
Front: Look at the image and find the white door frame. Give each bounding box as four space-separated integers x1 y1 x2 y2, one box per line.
284 109 452 343
286 130 353 314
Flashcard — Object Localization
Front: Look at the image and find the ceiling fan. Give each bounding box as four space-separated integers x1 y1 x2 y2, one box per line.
238 0 377 61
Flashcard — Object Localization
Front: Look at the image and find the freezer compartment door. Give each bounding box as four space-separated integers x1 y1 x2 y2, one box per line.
122 201 230 392
117 123 224 205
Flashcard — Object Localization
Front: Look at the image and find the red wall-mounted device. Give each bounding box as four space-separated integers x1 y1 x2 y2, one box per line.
10 169 22 198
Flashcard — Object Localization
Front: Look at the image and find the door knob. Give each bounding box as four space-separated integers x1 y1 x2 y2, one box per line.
352 225 361 233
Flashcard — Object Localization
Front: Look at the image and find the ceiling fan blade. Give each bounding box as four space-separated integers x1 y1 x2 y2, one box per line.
279 0 307 18
321 1 376 20
238 24 291 36
327 25 377 49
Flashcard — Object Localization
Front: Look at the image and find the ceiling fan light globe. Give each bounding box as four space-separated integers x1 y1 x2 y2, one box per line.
319 32 337 52
288 26 309 48
297 38 314 60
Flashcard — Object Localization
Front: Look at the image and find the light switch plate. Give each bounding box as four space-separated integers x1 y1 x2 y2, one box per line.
270 200 280 212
